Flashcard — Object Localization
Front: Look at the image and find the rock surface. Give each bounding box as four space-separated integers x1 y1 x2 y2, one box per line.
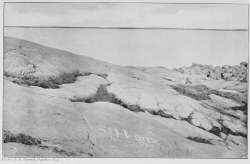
174 62 248 82
3 37 248 158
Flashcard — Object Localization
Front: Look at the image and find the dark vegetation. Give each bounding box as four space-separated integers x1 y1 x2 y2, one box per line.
70 85 179 120
180 111 247 139
52 147 78 157
71 83 248 139
170 84 216 100
149 110 176 119
215 91 247 105
52 146 94 157
186 137 213 145
3 130 42 145
171 84 247 105
231 104 248 114
69 84 144 112
3 130 94 157
4 71 108 89
206 120 247 138
208 127 221 137
218 120 247 138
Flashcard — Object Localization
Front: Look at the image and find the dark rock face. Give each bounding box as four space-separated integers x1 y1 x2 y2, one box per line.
175 62 248 82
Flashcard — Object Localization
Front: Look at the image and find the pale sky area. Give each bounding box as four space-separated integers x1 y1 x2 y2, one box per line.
4 3 249 68
4 3 249 29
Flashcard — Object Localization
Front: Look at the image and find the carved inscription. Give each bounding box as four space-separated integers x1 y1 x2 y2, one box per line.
96 127 159 146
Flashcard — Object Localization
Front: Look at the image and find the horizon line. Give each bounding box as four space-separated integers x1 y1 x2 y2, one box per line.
3 2 249 5
4 26 248 31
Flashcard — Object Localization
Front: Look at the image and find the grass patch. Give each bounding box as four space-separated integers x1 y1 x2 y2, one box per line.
215 91 247 105
5 70 108 89
171 84 247 105
3 130 42 145
149 110 175 119
85 84 144 112
70 84 144 112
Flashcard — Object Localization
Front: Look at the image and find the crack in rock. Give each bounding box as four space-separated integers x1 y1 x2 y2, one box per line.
180 111 247 141
170 84 247 139
216 119 247 138
200 102 243 121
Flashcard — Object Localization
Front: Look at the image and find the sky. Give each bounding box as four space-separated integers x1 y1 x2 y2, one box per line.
4 3 249 68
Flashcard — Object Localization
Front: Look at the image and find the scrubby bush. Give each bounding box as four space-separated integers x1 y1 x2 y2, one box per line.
3 130 41 145
69 84 144 112
6 70 82 89
5 69 109 89
5 69 110 90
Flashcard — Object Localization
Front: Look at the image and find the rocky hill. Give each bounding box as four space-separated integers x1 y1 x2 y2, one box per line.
175 62 248 82
3 37 248 158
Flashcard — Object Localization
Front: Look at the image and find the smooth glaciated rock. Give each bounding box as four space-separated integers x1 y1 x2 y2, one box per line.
3 37 247 158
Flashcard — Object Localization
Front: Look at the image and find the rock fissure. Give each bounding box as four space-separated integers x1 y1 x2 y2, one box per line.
179 111 247 140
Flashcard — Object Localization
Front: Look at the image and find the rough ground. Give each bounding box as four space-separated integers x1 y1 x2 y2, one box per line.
3 37 248 158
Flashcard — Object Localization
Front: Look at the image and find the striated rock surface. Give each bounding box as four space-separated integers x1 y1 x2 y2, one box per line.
3 37 248 158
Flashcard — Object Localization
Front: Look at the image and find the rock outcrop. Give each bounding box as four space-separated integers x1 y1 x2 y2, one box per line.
3 37 248 158
175 62 248 82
